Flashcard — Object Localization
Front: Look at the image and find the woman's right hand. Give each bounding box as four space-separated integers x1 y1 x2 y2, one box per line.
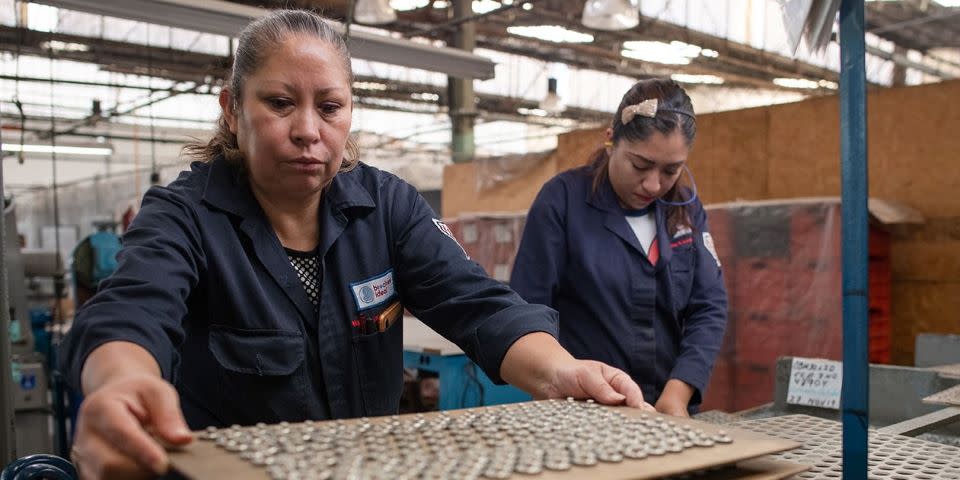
73 343 194 479
72 373 193 479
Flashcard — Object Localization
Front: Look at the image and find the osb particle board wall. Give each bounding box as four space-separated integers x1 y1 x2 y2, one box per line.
442 79 960 364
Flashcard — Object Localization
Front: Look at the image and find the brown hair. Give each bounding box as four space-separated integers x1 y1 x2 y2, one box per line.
183 9 360 169
589 78 697 235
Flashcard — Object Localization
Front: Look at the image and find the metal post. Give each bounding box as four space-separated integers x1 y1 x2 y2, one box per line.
0 124 20 463
448 0 477 163
839 0 869 479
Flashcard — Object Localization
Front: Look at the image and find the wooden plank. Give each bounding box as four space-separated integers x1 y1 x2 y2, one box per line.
867 80 960 217
891 281 960 365
169 402 800 480
688 107 769 204
555 127 604 173
766 95 840 200
441 156 557 218
890 238 960 282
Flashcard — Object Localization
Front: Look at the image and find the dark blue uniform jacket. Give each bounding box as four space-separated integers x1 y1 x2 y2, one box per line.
61 159 558 428
510 166 727 410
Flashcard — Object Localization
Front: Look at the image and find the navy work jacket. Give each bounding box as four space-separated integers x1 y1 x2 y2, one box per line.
61 159 558 428
510 166 727 410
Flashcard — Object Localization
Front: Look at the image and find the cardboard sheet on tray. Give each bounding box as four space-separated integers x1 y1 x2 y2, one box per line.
170 403 802 480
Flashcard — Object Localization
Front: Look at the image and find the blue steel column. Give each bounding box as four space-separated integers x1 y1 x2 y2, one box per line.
839 0 869 479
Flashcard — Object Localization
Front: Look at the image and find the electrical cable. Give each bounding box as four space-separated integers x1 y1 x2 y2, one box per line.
11 0 27 164
460 362 485 408
146 24 159 185
656 165 699 207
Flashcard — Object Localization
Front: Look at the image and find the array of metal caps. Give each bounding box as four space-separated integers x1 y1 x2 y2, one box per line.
201 398 734 480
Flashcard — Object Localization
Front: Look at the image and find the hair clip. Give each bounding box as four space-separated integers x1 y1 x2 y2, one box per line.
621 98 658 124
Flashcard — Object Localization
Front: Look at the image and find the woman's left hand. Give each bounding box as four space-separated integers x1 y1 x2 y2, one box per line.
546 359 656 411
653 379 695 417
654 398 690 417
501 332 655 411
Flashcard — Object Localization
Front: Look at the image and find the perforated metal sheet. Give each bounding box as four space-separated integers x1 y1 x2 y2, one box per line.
923 384 960 407
694 411 742 426
734 414 960 479
927 363 960 379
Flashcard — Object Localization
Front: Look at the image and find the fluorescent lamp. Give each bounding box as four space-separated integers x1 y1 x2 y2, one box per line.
473 0 502 14
621 40 702 65
818 79 839 90
671 74 725 85
506 25 594 43
355 0 397 25
411 92 440 101
390 0 429 10
773 78 821 89
2 144 113 156
41 40 90 52
518 107 548 117
582 0 639 31
701 49 719 58
353 81 389 91
35 0 496 79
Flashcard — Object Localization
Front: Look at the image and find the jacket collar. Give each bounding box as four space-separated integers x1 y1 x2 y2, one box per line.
585 170 622 214
587 169 673 268
199 158 377 329
201 158 376 220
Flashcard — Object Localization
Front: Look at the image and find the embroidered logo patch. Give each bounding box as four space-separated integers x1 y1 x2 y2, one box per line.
433 218 469 258
703 232 721 268
350 269 396 311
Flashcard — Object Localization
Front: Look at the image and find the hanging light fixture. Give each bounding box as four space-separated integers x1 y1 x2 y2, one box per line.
538 77 566 115
581 0 639 31
354 0 397 25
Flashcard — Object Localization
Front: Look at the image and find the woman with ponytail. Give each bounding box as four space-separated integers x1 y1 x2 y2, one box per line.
511 79 728 417
61 10 651 479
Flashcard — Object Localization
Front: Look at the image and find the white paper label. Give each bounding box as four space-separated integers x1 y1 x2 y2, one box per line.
787 357 842 410
350 270 396 311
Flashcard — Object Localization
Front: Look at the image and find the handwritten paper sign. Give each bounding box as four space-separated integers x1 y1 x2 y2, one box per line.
787 357 842 409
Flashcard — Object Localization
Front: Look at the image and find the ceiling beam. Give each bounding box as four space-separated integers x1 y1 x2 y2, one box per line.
33 0 496 79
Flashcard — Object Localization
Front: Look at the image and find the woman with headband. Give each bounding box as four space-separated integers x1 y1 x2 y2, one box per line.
511 79 728 417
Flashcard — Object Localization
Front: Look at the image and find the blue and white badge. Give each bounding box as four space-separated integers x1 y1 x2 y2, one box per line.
703 232 721 268
350 269 396 311
433 218 468 258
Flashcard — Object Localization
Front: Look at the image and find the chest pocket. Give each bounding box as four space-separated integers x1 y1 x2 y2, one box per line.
208 325 307 424
351 318 404 417
668 242 696 313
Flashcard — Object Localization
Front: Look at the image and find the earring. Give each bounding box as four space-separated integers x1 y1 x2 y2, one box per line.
603 141 613 147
